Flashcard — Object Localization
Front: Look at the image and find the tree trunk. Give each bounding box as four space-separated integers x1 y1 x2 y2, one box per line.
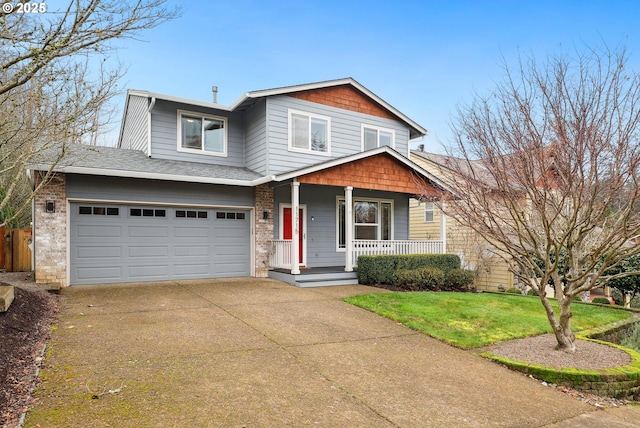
538 292 576 353
553 295 576 353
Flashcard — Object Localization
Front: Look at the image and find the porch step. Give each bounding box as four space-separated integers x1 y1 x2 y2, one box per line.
296 277 360 287
268 269 359 288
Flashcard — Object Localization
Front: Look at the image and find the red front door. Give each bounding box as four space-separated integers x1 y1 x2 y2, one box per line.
283 207 304 264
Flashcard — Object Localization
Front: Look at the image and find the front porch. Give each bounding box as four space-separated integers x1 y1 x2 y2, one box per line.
261 147 452 286
268 239 445 287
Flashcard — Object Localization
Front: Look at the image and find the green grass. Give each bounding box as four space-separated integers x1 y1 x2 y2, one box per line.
344 292 634 348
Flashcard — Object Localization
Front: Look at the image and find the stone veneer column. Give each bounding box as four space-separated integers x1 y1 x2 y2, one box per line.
34 173 67 289
254 183 274 277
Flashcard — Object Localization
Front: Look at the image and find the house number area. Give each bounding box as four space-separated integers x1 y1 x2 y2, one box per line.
2 2 47 14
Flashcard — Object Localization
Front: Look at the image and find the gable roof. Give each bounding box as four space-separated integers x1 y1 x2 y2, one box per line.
234 78 427 139
275 146 453 195
122 78 427 141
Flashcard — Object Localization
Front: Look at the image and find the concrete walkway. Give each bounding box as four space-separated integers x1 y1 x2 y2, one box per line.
25 279 640 427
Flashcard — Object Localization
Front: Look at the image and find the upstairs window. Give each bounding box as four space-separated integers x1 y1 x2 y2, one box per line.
362 125 395 151
289 109 330 155
178 110 227 156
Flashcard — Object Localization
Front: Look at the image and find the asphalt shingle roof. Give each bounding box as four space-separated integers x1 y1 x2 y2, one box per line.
28 143 264 183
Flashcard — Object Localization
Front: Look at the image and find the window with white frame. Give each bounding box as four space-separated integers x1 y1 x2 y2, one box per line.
362 125 395 151
177 110 227 155
424 201 435 223
337 198 392 249
289 109 330 154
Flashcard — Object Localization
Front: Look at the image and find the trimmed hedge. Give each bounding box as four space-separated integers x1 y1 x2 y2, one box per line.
393 267 444 291
357 254 461 286
445 268 475 290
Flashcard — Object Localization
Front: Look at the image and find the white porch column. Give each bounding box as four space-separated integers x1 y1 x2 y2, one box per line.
291 180 300 274
345 186 354 272
440 201 447 254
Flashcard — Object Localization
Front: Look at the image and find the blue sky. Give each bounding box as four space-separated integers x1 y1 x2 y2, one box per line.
94 0 640 151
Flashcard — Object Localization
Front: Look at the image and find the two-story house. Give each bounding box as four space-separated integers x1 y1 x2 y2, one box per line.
29 78 449 288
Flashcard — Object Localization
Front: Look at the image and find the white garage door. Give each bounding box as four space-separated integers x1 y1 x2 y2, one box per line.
70 203 251 285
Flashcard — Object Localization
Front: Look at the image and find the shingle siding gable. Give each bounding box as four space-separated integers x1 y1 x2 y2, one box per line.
288 85 397 121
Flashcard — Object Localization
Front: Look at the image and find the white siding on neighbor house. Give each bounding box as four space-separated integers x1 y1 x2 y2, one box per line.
264 96 411 176
149 100 246 167
245 99 268 175
119 94 149 153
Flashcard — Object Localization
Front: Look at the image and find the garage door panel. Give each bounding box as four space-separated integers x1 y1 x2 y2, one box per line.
174 263 211 275
174 245 209 257
214 261 250 276
128 265 169 278
77 225 122 238
128 246 169 258
128 225 169 238
76 266 123 281
71 203 251 285
76 246 122 259
214 226 246 237
174 226 210 238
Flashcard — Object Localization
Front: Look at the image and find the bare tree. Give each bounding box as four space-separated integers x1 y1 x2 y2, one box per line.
434 46 640 353
0 0 178 226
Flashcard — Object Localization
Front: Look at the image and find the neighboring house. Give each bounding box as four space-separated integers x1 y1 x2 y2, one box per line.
409 150 516 292
28 78 450 288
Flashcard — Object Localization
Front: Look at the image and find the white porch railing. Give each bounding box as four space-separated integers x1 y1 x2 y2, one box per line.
268 239 444 270
269 239 292 269
351 240 444 266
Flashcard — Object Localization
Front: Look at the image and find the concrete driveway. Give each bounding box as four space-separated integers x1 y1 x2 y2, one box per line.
25 279 639 427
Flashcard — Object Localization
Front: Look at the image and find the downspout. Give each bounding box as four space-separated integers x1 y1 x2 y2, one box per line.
147 97 156 157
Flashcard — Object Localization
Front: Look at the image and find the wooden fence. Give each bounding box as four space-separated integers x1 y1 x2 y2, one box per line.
0 228 32 272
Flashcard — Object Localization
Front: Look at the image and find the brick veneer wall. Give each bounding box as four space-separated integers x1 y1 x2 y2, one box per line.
254 184 274 277
34 172 67 289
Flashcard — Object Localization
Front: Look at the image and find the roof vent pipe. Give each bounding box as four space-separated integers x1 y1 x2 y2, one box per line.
212 86 218 103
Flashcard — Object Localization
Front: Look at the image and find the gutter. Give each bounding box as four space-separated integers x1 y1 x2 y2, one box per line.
25 163 276 187
147 96 156 157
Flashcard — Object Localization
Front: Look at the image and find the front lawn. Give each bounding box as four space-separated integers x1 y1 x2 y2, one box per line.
343 292 633 348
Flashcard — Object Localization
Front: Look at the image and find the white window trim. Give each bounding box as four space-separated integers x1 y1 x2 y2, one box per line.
336 196 394 252
361 124 396 151
288 108 331 156
424 201 435 223
176 109 228 157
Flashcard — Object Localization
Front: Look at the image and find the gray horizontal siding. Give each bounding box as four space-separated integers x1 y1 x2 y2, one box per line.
245 99 267 175
67 174 254 207
149 100 245 167
274 184 409 267
119 95 149 153
265 96 411 175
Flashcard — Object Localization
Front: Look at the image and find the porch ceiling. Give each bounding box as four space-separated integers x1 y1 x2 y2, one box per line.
296 153 440 196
